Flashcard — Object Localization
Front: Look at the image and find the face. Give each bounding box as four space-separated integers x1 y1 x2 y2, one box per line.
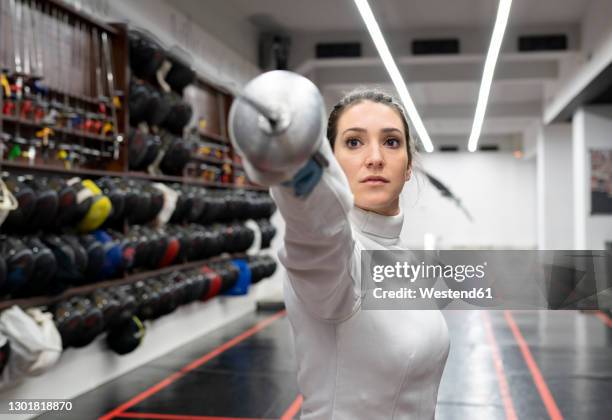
333 101 411 216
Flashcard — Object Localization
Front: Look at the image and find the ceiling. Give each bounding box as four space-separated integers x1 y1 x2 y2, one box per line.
181 0 588 32
170 0 591 152
309 51 575 151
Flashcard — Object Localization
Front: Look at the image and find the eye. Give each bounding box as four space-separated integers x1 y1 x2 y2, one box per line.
345 137 362 149
385 137 401 148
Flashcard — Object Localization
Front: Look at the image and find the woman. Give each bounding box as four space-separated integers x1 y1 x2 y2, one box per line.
246 89 450 419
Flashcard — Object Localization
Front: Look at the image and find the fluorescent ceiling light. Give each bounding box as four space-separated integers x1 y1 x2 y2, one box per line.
467 0 513 152
353 0 434 153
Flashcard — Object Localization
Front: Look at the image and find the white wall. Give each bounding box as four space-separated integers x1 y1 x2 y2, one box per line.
543 0 612 124
523 121 540 159
401 153 537 249
536 123 574 249
74 0 260 87
581 0 612 61
572 106 612 250
167 0 260 66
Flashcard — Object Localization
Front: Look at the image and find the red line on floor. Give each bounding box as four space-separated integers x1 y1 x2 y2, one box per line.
99 310 288 420
481 312 518 420
504 310 564 420
280 394 303 420
595 311 612 328
115 413 270 420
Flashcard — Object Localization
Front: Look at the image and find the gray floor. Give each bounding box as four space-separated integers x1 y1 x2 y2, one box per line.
39 309 612 419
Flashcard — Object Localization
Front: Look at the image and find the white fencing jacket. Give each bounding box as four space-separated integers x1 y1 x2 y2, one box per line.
260 140 450 419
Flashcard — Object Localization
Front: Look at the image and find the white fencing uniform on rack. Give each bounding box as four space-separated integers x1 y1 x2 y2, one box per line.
247 138 450 420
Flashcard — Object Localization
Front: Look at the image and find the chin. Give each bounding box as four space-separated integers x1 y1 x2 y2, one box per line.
356 193 395 213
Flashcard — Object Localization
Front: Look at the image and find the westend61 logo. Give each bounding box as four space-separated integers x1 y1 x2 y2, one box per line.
372 261 488 283
361 250 612 310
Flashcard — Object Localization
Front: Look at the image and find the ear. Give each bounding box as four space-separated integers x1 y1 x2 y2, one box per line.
404 166 412 182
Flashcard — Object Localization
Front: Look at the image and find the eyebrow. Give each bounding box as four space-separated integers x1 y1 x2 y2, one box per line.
342 127 403 135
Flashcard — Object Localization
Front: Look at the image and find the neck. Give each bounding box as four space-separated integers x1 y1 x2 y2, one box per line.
349 205 404 240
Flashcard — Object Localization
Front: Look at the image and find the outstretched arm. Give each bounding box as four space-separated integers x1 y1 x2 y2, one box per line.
244 139 359 321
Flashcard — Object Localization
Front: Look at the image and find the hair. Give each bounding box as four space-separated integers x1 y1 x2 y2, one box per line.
327 88 415 168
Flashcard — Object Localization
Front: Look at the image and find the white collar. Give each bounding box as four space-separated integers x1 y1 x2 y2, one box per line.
349 206 404 239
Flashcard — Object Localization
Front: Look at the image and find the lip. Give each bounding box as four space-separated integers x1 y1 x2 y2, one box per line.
360 176 390 184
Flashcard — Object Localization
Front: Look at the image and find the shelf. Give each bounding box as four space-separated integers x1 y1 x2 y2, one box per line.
47 0 119 36
198 130 230 145
197 139 230 151
126 171 267 190
3 79 110 105
45 87 111 106
0 253 245 311
191 155 243 169
1 115 115 143
0 160 268 191
191 155 233 166
0 161 121 177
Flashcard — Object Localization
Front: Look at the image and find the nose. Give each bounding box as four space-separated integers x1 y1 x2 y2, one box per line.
364 143 385 170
